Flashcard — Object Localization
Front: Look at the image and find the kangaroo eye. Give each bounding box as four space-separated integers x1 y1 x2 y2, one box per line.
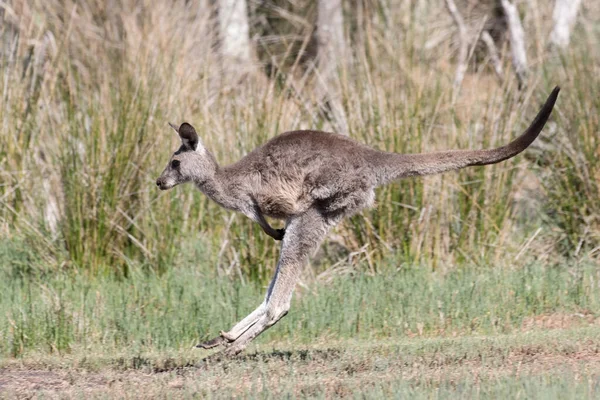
171 160 180 169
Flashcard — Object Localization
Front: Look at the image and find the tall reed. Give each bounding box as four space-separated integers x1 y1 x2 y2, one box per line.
0 0 598 278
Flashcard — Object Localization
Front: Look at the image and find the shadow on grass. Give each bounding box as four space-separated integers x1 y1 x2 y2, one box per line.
109 347 343 374
200 347 343 365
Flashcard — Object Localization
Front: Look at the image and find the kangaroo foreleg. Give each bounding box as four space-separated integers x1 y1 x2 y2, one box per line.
250 204 285 240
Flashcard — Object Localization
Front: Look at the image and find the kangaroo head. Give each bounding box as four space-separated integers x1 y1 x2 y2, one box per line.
156 122 217 190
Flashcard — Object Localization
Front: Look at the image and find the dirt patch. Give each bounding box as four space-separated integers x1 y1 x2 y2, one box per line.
521 312 600 331
2 346 600 398
0 368 173 398
0 370 70 392
3 326 600 398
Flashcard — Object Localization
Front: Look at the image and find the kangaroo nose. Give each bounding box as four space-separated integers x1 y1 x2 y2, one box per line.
156 179 162 187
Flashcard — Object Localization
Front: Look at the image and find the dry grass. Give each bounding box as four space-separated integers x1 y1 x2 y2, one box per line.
2 326 600 398
1 1 599 276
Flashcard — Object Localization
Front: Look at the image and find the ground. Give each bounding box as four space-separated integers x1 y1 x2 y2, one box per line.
2 323 600 398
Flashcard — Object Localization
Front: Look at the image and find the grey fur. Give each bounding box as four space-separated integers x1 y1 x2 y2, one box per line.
156 87 560 355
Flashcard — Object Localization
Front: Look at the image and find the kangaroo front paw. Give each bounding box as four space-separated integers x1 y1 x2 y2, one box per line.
274 228 285 241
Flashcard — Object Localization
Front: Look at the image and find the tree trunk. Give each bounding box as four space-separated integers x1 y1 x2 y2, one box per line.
317 0 347 65
549 0 582 49
217 0 252 74
316 0 349 135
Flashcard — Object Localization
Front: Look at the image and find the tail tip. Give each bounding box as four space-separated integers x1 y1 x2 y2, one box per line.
541 86 560 112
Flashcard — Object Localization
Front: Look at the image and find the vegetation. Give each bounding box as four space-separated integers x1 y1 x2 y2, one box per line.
1 251 600 397
1 0 600 397
1 243 599 359
0 1 598 277
2 327 600 397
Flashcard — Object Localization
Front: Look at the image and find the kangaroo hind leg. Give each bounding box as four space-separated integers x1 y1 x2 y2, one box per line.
221 207 339 355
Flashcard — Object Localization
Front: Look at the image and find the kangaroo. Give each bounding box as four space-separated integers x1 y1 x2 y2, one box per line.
156 87 559 355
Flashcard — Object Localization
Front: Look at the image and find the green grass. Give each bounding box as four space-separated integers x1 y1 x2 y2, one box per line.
3 238 598 398
1 238 599 397
1 239 598 359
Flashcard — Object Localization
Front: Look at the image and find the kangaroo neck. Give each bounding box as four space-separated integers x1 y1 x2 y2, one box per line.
195 169 241 212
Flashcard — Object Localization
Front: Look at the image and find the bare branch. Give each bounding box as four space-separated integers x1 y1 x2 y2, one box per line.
500 0 528 89
445 0 469 100
481 31 504 81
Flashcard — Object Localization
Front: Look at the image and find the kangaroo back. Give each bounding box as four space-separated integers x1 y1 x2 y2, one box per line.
372 87 560 185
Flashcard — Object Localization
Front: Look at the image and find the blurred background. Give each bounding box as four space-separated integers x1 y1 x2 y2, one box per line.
0 0 598 281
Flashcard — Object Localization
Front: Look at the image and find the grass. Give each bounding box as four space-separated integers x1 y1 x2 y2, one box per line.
2 326 600 397
1 1 599 276
1 0 600 397
1 240 599 359
1 245 600 397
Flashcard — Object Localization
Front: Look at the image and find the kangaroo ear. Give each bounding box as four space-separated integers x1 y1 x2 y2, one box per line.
168 122 179 133
175 122 200 151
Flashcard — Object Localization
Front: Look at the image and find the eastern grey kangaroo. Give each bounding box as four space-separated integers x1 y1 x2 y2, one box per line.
156 87 559 355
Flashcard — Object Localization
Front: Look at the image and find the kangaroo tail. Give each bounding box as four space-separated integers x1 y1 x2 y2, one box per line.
373 86 560 185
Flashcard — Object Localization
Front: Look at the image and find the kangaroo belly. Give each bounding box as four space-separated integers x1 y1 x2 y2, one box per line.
255 180 310 220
